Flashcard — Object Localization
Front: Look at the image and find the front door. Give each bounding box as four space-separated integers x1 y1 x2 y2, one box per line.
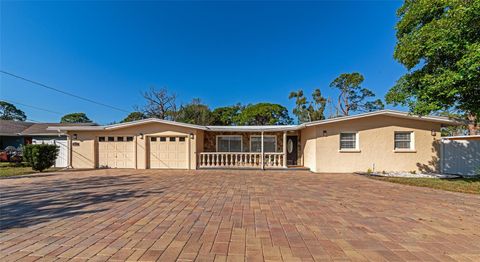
286 136 298 166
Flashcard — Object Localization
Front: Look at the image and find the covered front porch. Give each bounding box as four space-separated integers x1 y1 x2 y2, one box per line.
197 126 302 169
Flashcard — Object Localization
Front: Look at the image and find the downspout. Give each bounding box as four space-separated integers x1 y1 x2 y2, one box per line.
440 138 444 174
283 131 287 168
67 132 73 169
134 135 138 169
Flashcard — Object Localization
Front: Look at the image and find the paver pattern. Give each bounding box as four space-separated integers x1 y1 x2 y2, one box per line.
1 169 480 261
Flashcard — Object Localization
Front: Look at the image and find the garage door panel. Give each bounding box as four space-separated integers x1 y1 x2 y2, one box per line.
98 137 135 168
149 136 187 169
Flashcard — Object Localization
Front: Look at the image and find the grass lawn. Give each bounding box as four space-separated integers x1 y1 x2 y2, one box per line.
369 176 480 195
0 162 61 178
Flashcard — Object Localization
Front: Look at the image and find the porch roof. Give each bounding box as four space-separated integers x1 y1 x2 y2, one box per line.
205 125 300 132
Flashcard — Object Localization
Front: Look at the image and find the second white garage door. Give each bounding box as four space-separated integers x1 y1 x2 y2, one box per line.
149 136 187 169
98 136 135 168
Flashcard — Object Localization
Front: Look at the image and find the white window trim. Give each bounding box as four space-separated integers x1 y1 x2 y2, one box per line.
339 132 360 152
394 131 415 152
249 135 277 152
216 135 243 152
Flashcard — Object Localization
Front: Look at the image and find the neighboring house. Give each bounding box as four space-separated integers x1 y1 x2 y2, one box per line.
48 110 460 173
441 135 480 176
0 120 96 167
0 120 35 148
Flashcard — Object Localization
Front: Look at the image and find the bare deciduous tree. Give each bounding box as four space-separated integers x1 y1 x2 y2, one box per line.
137 87 178 120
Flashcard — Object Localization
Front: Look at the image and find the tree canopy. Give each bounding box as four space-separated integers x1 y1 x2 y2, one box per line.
60 113 92 123
0 101 27 121
235 103 292 125
330 72 384 116
211 104 243 125
386 0 479 131
289 89 327 123
176 99 214 125
121 112 146 123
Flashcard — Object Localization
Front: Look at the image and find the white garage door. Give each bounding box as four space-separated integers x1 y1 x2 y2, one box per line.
98 136 135 168
149 136 187 169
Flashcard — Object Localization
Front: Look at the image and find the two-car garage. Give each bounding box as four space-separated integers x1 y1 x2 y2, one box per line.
51 119 203 170
96 135 189 169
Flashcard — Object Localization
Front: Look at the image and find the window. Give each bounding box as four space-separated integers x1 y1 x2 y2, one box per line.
126 137 134 142
151 137 157 142
217 136 242 152
160 137 166 142
179 137 186 142
340 132 357 150
169 137 176 142
117 137 124 142
395 132 413 150
98 137 105 142
108 137 114 142
250 136 277 152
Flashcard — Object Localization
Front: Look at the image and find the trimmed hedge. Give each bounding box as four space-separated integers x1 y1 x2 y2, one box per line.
23 144 59 172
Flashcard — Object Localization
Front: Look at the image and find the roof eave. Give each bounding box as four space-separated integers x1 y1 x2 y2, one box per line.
205 125 303 132
46 118 208 132
304 110 461 127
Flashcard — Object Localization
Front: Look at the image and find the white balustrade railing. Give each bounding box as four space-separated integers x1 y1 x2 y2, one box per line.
199 152 285 168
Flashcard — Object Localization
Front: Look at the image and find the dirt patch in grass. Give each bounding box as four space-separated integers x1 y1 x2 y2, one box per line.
0 162 61 178
368 176 480 195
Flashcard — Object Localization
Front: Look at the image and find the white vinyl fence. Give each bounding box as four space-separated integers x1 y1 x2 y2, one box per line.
441 138 480 176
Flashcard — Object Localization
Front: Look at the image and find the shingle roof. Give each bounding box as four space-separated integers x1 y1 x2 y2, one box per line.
0 120 34 136
20 123 96 135
0 120 96 136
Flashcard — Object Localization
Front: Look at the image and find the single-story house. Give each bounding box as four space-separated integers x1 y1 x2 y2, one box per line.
0 120 95 167
48 110 460 173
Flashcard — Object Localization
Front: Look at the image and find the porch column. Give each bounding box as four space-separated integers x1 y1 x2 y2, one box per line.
283 131 287 168
261 131 264 170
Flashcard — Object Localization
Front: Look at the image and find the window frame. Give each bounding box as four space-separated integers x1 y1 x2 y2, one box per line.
216 135 243 152
249 135 277 153
339 132 359 151
394 131 415 151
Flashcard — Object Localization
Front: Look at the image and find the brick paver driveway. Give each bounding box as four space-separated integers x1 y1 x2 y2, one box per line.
1 170 479 261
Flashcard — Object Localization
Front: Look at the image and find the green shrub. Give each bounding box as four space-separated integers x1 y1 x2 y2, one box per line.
366 168 373 174
23 144 59 172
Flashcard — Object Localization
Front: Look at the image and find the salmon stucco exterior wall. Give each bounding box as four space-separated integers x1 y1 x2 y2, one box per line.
68 122 200 169
300 115 442 173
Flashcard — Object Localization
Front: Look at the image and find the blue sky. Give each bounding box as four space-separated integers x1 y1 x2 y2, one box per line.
1 1 405 124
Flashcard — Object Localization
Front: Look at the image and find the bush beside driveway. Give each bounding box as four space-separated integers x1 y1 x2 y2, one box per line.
1 169 479 261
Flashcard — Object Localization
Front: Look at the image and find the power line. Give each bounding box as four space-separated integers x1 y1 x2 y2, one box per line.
1 70 129 113
3 99 62 115
26 118 42 123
